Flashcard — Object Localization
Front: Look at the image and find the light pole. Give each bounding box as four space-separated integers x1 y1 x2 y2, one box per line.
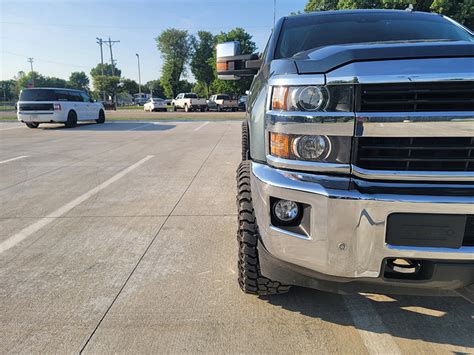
136 53 142 97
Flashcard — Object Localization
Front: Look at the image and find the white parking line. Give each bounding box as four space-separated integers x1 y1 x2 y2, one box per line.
343 295 402 355
194 121 209 131
0 155 29 164
0 155 154 254
129 123 153 131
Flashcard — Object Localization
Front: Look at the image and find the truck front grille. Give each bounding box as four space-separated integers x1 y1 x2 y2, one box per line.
355 137 474 172
358 82 474 112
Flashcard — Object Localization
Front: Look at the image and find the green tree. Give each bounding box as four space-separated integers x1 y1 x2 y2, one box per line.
67 71 90 91
304 0 339 11
90 63 122 77
145 80 166 98
17 72 67 89
0 80 17 101
120 78 139 95
91 75 120 100
90 63 121 100
192 81 209 98
177 80 194 94
190 31 215 97
155 28 192 98
431 0 474 28
211 28 257 97
303 0 473 27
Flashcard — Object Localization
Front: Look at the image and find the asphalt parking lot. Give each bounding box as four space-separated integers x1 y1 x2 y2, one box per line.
1 120 473 354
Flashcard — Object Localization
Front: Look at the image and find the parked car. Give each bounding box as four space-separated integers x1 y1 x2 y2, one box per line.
171 93 207 112
238 95 248 111
144 97 167 112
17 88 105 128
207 94 238 111
217 10 474 302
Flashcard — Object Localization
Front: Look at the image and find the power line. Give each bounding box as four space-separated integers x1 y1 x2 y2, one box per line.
1 50 89 69
0 21 272 31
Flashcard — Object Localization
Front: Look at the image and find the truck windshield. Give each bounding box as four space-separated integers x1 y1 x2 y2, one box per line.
275 12 473 59
217 95 230 100
184 94 197 99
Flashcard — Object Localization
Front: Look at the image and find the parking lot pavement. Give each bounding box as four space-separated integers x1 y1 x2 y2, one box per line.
0 121 473 354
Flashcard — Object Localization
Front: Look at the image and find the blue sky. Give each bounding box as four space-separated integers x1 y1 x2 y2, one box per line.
1 0 308 83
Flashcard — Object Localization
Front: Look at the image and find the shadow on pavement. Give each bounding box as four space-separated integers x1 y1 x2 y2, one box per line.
261 286 474 349
40 122 176 132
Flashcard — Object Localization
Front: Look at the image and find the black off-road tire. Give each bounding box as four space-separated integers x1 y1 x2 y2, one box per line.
25 122 39 129
241 121 249 161
65 110 77 128
172 104 177 112
236 161 291 295
96 110 105 124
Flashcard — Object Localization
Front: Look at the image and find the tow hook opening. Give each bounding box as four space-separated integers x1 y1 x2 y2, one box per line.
383 258 432 280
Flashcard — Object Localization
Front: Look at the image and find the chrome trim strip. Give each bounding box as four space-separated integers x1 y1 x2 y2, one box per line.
352 166 474 182
355 112 474 137
326 57 474 85
267 155 350 174
266 111 354 136
387 245 474 254
269 74 325 87
254 162 474 203
18 112 54 115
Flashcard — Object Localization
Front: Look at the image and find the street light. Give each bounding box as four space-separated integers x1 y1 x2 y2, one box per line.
136 53 142 97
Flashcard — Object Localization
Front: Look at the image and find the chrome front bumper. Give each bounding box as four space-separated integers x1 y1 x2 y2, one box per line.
251 162 474 279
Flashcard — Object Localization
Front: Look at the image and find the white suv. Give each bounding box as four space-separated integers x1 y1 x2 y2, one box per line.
17 88 105 128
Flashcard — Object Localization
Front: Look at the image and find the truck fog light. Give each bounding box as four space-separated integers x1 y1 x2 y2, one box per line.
273 199 299 223
292 135 330 161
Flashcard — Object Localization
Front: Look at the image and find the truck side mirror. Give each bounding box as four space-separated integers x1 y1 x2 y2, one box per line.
216 41 261 80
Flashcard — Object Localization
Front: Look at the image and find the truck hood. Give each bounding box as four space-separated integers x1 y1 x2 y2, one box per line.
293 41 474 74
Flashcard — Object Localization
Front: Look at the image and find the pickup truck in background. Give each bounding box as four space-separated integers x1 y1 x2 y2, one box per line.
217 10 474 302
207 94 239 112
171 93 207 112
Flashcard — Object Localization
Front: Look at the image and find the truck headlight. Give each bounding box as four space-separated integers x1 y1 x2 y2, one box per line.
271 85 352 112
270 132 351 163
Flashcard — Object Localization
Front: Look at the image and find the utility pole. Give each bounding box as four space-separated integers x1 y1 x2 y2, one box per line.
136 53 142 97
104 37 120 104
96 37 106 101
104 37 120 76
27 57 34 87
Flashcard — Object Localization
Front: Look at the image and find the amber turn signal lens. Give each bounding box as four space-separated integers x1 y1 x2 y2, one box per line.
216 62 228 71
272 86 288 110
270 132 290 159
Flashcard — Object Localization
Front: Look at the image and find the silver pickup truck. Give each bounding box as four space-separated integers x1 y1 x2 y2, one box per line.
217 10 474 302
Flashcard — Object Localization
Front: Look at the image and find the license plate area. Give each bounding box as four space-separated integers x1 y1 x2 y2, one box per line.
386 213 467 249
